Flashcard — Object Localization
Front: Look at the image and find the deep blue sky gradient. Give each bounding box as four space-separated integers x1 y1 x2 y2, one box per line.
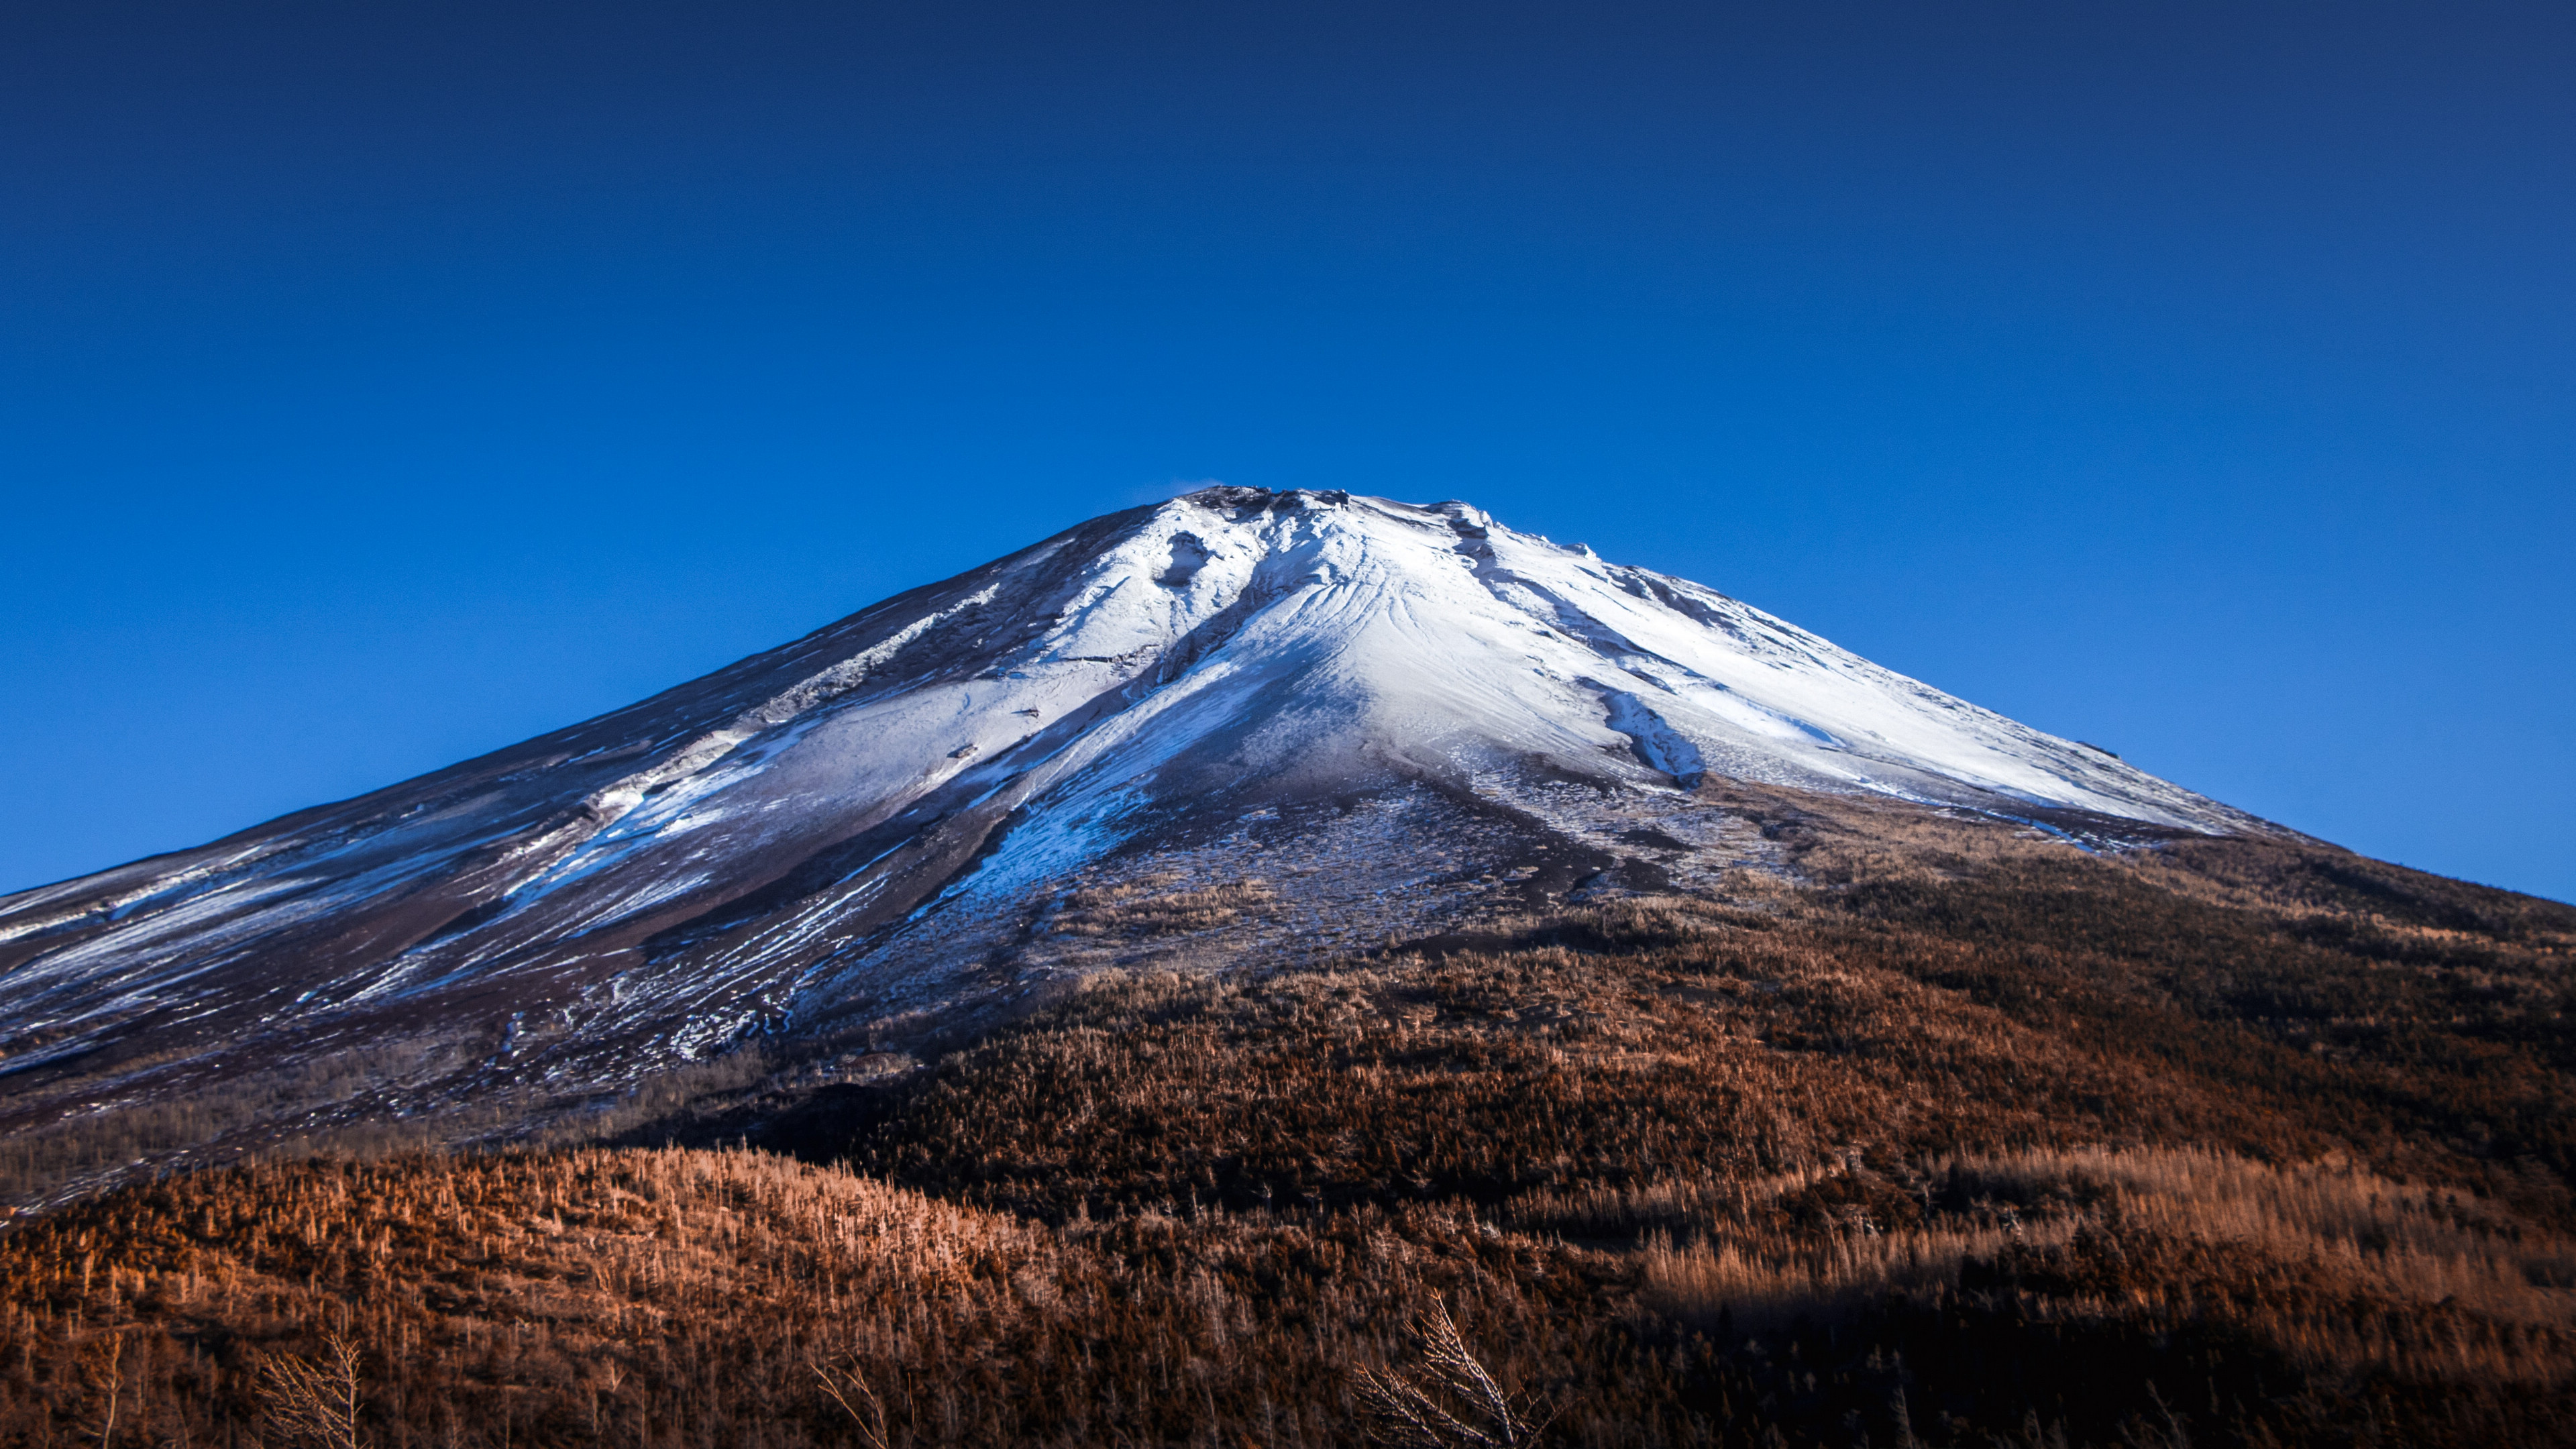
4 2 2571 900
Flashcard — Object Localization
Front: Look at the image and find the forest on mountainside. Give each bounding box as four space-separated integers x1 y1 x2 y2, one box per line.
3 804 2573 1447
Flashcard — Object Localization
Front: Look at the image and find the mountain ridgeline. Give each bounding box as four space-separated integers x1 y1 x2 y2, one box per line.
2 490 2571 1447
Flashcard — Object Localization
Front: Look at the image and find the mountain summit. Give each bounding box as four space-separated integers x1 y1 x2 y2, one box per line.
0 488 2256 1116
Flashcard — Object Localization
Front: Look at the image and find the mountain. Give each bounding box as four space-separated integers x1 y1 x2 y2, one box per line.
0 488 2254 1125
7 488 2576 1448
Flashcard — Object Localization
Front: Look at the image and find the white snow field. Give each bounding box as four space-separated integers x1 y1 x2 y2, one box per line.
0 488 2258 1111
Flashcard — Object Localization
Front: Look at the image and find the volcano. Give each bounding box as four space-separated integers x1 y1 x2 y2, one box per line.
0 487 2261 1130
12 491 2576 1449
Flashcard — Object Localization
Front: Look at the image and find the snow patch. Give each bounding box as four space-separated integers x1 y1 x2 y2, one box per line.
1585 682 1708 788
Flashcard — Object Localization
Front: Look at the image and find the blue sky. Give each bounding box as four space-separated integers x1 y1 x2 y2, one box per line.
3 1 2571 901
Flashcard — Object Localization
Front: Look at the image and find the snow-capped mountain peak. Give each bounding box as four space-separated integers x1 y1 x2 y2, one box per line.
0 488 2253 1109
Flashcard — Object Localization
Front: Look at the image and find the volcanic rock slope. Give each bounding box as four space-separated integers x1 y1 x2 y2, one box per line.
0 488 2259 1111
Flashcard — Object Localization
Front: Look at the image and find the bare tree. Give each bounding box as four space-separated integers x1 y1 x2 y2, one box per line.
1356 1298 1554 1448
814 1356 891 1449
259 1334 364 1449
81 1332 125 1449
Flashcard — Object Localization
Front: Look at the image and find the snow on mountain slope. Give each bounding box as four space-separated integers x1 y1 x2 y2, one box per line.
0 487 2259 1114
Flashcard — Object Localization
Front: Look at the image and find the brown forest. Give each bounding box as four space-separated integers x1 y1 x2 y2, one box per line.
4 794 2575 1447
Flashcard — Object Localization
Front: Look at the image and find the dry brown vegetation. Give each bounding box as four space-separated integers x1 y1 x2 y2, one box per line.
1049 875 1279 939
0 1147 1652 1448
5 810 2575 1446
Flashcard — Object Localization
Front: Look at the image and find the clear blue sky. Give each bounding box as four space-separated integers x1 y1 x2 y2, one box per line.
3 2 2570 902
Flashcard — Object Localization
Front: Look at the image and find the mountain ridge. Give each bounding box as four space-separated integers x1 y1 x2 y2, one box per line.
5 493 2573 1445
3 486 2268 1174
